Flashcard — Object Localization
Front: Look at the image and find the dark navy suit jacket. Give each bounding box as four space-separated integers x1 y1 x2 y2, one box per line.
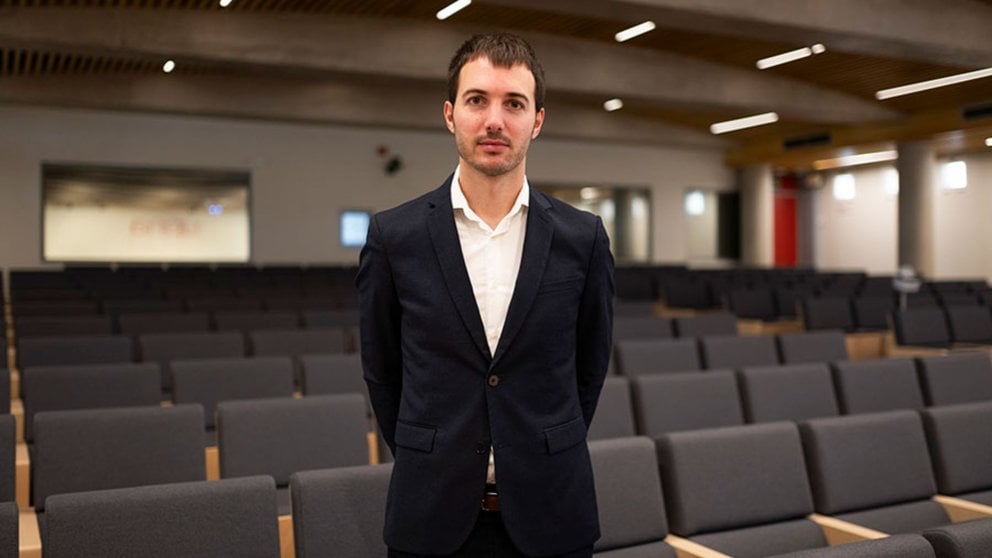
357 177 614 556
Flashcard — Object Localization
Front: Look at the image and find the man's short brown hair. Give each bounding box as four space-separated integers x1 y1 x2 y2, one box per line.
447 32 546 111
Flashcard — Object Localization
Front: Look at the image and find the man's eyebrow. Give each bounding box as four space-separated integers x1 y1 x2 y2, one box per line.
460 89 531 102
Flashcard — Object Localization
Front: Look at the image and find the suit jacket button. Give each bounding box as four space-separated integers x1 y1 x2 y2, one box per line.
488 375 499 387
475 443 487 455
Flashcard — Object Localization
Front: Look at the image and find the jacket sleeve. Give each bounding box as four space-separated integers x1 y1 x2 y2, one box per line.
575 216 615 427
356 214 403 455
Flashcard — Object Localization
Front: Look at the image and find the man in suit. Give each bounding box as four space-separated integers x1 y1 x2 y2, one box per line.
358 32 614 558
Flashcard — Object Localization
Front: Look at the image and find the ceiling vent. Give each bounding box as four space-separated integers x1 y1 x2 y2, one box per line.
783 132 831 150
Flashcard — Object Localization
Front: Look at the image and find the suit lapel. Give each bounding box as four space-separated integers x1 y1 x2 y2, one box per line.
426 178 492 361
491 189 554 368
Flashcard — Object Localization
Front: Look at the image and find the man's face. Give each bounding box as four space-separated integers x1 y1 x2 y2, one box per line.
444 56 545 178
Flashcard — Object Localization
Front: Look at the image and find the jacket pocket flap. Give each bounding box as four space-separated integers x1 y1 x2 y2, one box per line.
538 277 582 294
394 421 436 453
544 416 587 454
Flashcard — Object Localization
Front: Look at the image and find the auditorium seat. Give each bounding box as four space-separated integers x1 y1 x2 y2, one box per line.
662 280 714 310
0 367 9 415
916 352 992 406
851 296 893 331
299 353 366 398
21 362 162 441
217 394 370 514
921 401 992 507
291 464 392 558
301 308 360 328
587 377 636 441
944 306 992 345
831 359 925 414
185 296 265 313
213 310 301 332
765 534 936 558
612 301 657 317
43 476 280 558
700 334 780 369
0 501 14 558
728 287 778 321
249 328 348 357
614 338 701 377
10 300 100 317
102 298 183 317
777 331 849 364
922 519 992 558
13 315 114 339
0 415 14 503
17 335 134 368
613 316 673 341
631 371 743 436
893 307 953 348
138 331 245 390
672 313 737 337
800 297 855 332
738 363 839 423
117 311 211 335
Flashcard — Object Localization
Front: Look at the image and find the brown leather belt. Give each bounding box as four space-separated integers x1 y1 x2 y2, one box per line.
481 492 500 512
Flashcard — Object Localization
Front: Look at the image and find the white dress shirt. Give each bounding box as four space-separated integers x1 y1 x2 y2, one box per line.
450 165 529 486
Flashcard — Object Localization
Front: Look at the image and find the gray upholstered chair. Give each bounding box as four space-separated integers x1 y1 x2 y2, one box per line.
893 307 953 348
213 310 301 332
631 371 743 436
0 367 9 414
799 410 951 534
615 338 701 377
14 315 114 339
0 415 14 503
765 534 936 557
657 422 828 558
672 313 737 338
249 328 347 357
852 296 893 331
587 377 636 441
291 464 393 558
728 287 778 321
17 334 133 368
700 334 780 369
945 306 992 345
738 363 839 423
138 331 246 390
185 296 264 313
831 358 925 414
777 331 849 365
800 297 855 333
117 311 211 335
916 352 992 406
613 316 673 341
217 394 370 514
922 518 992 558
21 362 162 441
43 476 280 558
921 401 992 506
302 309 360 328
32 405 206 511
299 353 366 398
0 501 16 558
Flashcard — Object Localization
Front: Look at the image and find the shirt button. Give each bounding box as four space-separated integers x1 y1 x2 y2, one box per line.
488 375 500 387
476 443 487 455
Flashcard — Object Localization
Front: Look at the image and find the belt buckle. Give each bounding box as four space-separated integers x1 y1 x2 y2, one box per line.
481 492 500 512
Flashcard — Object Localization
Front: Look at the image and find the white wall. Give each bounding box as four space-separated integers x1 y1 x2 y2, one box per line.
933 153 992 280
0 105 732 268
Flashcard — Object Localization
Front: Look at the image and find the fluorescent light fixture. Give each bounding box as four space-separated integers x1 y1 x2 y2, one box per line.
162 60 176 73
603 98 624 112
580 187 600 200
876 66 992 100
941 160 967 190
986 137 992 147
884 168 899 197
615 21 655 42
436 0 471 20
756 43 826 70
832 173 856 201
685 191 706 216
219 0 232 6
709 112 779 135
812 150 897 170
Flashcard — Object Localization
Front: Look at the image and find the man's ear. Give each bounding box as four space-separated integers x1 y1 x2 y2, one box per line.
443 101 455 134
531 107 545 140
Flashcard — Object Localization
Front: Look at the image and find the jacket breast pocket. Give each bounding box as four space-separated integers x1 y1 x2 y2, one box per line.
544 416 587 455
537 277 583 296
395 421 437 453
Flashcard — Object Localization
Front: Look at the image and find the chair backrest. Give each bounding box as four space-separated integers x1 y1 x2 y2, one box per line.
171 356 296 429
663 280 714 310
185 296 264 312
17 334 134 368
0 415 14 503
673 313 737 337
738 363 839 423
921 518 992 558
945 306 992 344
302 309 360 328
729 288 777 321
213 310 301 332
300 353 366 397
118 312 211 335
0 367 9 415
615 338 701 377
291 464 393 558
763 534 936 558
249 328 347 356
613 316 673 341
852 296 893 331
10 300 100 316
218 394 369 486
14 315 114 339
657 422 825 557
43 476 280 558
916 352 992 406
777 330 848 364
631 371 743 436
798 410 945 532
800 297 854 332
32 405 206 511
893 307 952 347
587 377 636 441
22 362 162 441
700 334 780 369
0 501 15 558
921 401 992 497
831 358 925 414
102 298 183 317
589 437 671 554
138 331 246 389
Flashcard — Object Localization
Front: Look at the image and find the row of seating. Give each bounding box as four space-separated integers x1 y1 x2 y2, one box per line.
9 294 357 316
614 312 738 340
894 305 992 348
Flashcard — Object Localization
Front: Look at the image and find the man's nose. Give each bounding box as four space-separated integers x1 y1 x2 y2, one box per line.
483 105 504 133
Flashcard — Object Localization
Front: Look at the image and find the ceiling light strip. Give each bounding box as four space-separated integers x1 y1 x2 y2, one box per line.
876 67 992 100
603 98 624 112
812 150 897 171
615 21 656 43
436 0 471 21
756 44 825 70
985 137 992 147
709 112 779 135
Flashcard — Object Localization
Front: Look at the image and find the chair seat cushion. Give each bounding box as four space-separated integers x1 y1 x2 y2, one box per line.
691 518 826 558
835 500 950 534
594 541 676 558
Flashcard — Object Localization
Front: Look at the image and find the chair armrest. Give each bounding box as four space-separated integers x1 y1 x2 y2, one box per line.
845 332 886 360
278 514 294 558
808 513 887 545
11 399 23 443
19 509 41 558
205 446 219 480
15 443 29 510
737 319 803 336
368 431 379 465
933 494 992 522
664 534 732 558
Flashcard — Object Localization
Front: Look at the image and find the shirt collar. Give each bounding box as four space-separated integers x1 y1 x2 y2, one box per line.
450 165 530 222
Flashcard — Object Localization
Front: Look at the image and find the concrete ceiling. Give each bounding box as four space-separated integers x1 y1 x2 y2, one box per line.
2 0 992 168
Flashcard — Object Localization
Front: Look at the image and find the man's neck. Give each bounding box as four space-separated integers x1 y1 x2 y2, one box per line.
457 163 526 229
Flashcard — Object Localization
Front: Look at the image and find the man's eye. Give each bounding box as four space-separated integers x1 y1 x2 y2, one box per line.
508 101 524 109
467 97 484 105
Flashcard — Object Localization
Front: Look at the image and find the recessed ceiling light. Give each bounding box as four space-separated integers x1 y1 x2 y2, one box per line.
162 60 176 73
876 67 992 100
812 150 898 170
603 98 624 112
756 44 827 70
615 21 655 43
985 137 992 147
219 0 233 6
436 0 471 20
709 112 779 135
